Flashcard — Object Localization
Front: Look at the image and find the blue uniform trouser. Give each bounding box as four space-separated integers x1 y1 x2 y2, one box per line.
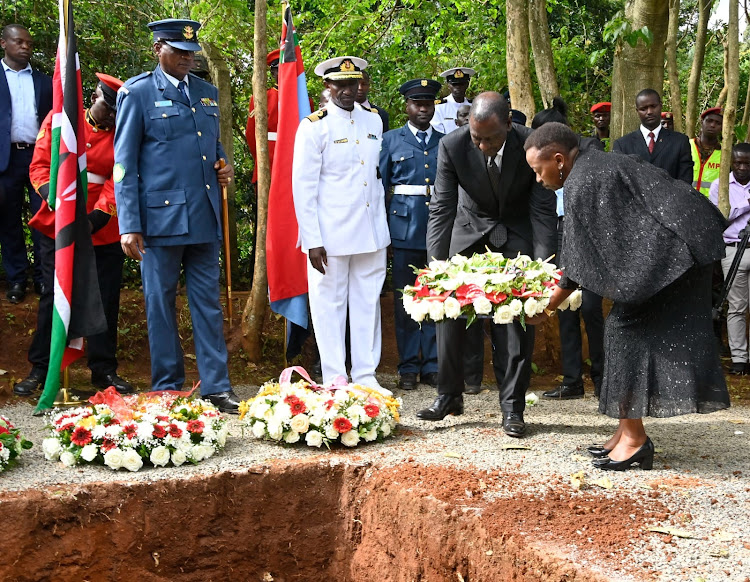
140 242 230 396
392 247 437 376
0 146 42 286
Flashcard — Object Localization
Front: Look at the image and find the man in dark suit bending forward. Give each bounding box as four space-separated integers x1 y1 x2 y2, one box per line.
416 92 556 437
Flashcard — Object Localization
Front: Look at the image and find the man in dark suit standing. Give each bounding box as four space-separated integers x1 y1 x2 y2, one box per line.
0 24 52 303
613 88 693 184
416 92 556 437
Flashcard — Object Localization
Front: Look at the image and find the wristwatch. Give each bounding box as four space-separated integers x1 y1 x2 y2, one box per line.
543 308 555 317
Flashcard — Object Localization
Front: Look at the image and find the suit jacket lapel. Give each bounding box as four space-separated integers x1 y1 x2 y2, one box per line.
401 126 422 150
155 66 188 105
465 136 497 211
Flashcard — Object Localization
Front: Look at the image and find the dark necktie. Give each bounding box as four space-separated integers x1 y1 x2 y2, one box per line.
488 156 501 196
648 131 655 154
417 130 428 145
177 80 188 101
487 156 507 248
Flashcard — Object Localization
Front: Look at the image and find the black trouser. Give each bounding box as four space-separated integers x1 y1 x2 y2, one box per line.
27 236 124 376
557 288 604 390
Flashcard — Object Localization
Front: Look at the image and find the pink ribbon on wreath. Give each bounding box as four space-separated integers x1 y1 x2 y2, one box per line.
278 367 351 393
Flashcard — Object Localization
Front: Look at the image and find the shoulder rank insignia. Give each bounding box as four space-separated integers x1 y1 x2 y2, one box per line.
369 106 379 113
334 138 348 144
306 109 328 122
435 97 446 105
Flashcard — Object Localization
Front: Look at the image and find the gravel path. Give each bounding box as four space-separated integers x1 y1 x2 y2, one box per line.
1 375 749 581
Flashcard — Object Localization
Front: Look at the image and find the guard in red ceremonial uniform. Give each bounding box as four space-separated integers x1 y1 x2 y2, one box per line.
13 73 135 397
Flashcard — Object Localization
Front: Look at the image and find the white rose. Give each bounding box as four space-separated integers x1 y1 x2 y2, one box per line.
305 430 324 448
509 298 523 316
539 296 551 309
80 444 99 463
558 296 572 310
364 427 378 442
171 449 187 467
410 300 429 323
60 451 77 467
251 400 270 419
150 445 171 467
340 430 360 447
290 414 310 434
42 438 61 461
274 402 293 421
569 290 583 311
524 298 539 316
381 423 392 437
216 425 229 447
441 278 461 291
443 297 462 319
122 449 144 472
252 421 267 439
493 304 514 324
525 392 540 406
473 296 493 315
267 419 284 440
428 300 445 321
284 431 301 444
190 445 206 462
325 425 340 440
103 448 124 470
346 406 364 427
402 293 414 311
429 259 448 270
198 444 215 459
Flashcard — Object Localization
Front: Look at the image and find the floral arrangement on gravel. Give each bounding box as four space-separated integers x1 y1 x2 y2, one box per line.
0 416 32 473
402 251 582 326
239 367 401 448
42 387 228 472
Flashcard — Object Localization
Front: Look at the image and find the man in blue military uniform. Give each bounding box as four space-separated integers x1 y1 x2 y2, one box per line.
114 19 239 412
380 78 444 390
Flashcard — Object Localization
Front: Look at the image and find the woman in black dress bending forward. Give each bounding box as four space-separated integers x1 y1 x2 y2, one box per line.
524 122 730 471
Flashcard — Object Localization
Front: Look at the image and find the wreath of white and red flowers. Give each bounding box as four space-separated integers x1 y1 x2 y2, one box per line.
42 387 228 472
402 251 582 327
239 367 401 448
0 415 32 472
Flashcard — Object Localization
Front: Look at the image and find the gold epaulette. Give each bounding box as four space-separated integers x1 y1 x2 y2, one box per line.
369 106 379 114
306 109 328 122
435 98 446 105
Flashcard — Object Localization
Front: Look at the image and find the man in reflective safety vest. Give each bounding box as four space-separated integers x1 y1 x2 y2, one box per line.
691 107 723 197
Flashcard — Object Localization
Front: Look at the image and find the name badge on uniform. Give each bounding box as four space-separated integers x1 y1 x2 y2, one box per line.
154 100 173 107
334 138 348 144
367 134 378 140
201 97 218 107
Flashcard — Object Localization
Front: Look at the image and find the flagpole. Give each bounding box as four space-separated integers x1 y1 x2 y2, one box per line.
219 158 234 327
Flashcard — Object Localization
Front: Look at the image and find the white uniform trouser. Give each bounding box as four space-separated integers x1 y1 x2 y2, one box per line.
307 249 386 385
722 245 750 363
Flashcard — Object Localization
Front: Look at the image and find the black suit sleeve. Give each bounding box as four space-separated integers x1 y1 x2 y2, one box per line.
612 136 625 153
676 132 694 184
529 183 558 262
427 138 458 260
379 134 392 204
379 109 390 133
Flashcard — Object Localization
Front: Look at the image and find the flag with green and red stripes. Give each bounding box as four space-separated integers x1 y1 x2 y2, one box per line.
36 0 106 412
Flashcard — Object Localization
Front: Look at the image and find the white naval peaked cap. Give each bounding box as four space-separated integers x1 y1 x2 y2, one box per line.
314 56 368 80
439 67 477 82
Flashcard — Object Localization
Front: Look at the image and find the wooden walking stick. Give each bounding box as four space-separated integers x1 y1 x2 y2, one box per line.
219 158 234 327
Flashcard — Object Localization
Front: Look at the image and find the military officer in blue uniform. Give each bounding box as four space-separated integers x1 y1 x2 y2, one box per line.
114 19 239 413
380 78 444 390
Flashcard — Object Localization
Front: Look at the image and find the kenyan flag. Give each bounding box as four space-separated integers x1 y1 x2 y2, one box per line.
36 0 107 412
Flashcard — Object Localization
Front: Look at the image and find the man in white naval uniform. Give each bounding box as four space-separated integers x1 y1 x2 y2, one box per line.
292 56 390 390
430 67 475 134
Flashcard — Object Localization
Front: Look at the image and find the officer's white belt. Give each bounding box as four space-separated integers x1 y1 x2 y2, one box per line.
393 185 434 195
268 132 278 141
87 173 107 184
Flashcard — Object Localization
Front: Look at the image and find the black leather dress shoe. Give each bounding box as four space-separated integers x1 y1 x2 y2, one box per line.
14 368 47 397
593 438 654 471
416 394 464 421
33 281 47 296
92 372 135 394
420 372 438 387
587 444 610 458
6 282 26 304
729 362 748 375
542 382 584 399
399 372 418 390
464 384 482 395
502 411 526 438
205 390 241 414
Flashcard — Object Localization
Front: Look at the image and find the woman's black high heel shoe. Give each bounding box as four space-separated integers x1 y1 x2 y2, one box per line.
587 444 610 458
592 438 654 471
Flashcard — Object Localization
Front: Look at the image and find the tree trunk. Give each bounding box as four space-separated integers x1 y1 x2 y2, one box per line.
716 37 729 108
506 0 535 123
528 0 559 109
241 0 270 361
610 0 670 140
665 0 683 133
685 0 715 138
201 42 239 286
717 0 739 217
740 75 750 136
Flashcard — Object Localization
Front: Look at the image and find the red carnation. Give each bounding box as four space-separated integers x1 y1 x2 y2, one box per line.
169 424 183 439
333 417 352 433
71 426 93 447
284 394 300 406
152 424 167 439
364 403 380 418
187 419 205 434
289 400 307 415
122 424 138 439
101 438 116 452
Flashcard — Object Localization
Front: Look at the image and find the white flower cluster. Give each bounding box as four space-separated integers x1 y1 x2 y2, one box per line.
0 415 32 472
240 380 401 448
42 397 228 472
403 251 568 325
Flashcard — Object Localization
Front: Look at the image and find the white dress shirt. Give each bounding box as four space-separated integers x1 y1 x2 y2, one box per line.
2 58 39 143
640 124 661 147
